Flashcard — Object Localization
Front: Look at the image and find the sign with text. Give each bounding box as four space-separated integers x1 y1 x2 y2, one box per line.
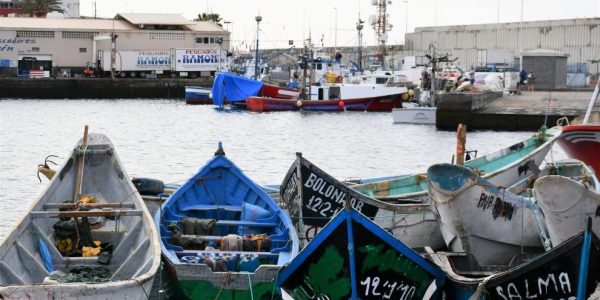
174 48 220 71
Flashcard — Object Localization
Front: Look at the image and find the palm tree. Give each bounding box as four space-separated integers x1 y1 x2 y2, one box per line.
23 0 64 17
194 13 223 27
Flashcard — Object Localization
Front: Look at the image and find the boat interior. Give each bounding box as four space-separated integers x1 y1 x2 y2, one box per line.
159 156 295 273
0 134 155 285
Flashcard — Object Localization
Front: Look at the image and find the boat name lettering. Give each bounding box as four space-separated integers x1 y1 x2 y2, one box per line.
304 172 365 212
181 54 218 64
360 276 416 300
282 173 298 203
477 193 515 221
137 50 169 56
494 272 573 300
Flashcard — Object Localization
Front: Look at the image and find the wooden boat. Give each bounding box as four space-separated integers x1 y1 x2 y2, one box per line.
534 160 600 246
351 126 562 202
427 162 548 266
556 80 600 173
426 220 600 300
0 129 161 299
185 86 212 104
246 84 406 112
156 143 299 299
280 153 445 250
277 206 446 300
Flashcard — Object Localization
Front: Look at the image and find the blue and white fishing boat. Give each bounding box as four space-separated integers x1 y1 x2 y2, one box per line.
277 206 446 300
156 143 299 300
184 86 212 105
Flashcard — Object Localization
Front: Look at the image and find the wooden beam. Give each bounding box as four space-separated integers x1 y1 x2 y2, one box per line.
43 203 135 209
30 209 143 218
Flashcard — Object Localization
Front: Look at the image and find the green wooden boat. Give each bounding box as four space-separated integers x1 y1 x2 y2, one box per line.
351 126 562 202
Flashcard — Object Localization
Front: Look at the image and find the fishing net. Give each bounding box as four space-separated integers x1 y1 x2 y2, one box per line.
48 266 112 283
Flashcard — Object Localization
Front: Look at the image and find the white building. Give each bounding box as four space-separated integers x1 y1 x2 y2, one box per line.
0 13 229 77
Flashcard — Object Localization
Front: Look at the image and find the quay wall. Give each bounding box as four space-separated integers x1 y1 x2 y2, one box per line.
0 78 212 99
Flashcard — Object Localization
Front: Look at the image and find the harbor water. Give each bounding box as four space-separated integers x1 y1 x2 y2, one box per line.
0 99 566 241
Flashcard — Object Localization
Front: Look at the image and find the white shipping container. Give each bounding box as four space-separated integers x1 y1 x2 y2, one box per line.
100 50 171 72
173 48 220 72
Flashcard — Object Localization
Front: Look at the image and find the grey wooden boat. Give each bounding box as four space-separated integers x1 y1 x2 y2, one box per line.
534 159 600 246
0 132 161 299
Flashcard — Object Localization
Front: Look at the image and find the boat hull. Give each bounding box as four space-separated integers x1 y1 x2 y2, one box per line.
557 125 600 173
246 94 402 112
185 86 212 104
280 154 445 250
392 106 437 125
260 83 299 99
428 163 544 266
535 174 600 246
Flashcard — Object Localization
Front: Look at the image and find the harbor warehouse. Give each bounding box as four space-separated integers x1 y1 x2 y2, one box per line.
0 13 229 77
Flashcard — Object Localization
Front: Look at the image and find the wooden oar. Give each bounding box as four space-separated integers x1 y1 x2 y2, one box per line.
73 125 89 203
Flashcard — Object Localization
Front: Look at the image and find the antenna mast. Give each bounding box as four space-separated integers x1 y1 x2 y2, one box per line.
371 0 393 68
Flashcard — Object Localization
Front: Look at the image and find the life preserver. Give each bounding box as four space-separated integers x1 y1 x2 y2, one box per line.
335 75 343 83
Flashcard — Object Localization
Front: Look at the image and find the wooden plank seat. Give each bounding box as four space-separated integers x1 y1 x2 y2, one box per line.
215 220 277 227
43 203 136 209
29 209 143 218
179 204 242 213
175 249 279 258
172 234 288 244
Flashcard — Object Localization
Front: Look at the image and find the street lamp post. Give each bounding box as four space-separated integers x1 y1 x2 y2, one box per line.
254 15 262 80
217 37 223 71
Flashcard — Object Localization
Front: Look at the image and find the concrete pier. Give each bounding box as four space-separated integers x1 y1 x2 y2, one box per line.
0 78 212 99
436 90 597 131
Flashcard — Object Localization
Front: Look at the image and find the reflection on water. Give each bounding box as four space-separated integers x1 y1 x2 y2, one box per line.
0 99 564 240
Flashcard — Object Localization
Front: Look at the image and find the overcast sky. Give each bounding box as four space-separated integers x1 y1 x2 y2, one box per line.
80 0 600 50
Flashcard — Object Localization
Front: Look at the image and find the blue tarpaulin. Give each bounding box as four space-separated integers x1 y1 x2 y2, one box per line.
212 72 263 108
0 59 9 68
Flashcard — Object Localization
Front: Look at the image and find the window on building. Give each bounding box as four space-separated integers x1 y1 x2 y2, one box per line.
79 48 87 53
195 37 202 43
209 37 215 43
17 31 55 38
32 47 40 52
149 32 185 40
62 31 97 39
203 37 209 44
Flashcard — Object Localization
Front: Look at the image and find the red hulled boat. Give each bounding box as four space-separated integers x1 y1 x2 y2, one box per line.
557 81 600 173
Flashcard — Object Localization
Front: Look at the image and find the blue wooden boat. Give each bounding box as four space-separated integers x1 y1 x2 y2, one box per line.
155 143 299 300
427 220 600 300
277 206 446 300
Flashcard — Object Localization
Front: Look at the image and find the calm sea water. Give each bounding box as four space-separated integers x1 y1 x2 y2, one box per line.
0 99 566 241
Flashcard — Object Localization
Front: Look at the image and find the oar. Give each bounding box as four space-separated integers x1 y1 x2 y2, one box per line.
72 125 89 248
73 125 89 203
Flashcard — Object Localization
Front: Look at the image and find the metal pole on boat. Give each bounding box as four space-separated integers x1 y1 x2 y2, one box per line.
254 15 262 80
582 80 600 124
576 218 593 299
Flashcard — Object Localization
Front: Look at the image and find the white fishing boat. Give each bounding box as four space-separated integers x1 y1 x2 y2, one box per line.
534 159 600 246
0 129 161 299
